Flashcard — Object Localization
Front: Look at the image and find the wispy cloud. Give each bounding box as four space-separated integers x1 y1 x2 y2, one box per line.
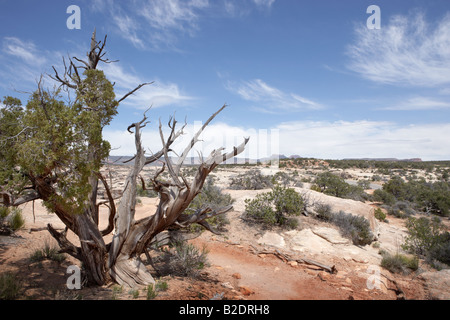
90 0 209 50
252 0 276 9
2 37 47 66
347 11 450 87
227 79 323 112
383 97 450 111
89 0 276 50
102 63 194 109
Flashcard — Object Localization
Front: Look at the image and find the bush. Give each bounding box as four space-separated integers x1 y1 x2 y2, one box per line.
0 206 25 234
30 242 66 263
386 201 416 219
332 211 374 246
373 189 396 205
169 241 209 278
314 203 333 221
8 208 25 231
0 272 22 300
136 184 157 198
374 208 387 222
381 252 419 274
229 169 272 190
186 178 234 232
313 172 369 202
243 185 304 229
402 216 450 267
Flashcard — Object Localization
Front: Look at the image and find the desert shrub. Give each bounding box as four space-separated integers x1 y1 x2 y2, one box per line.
314 203 333 221
380 252 419 274
357 180 371 190
402 216 450 267
243 185 304 229
229 169 272 190
332 211 374 246
0 272 22 300
8 208 25 231
30 242 66 263
314 172 349 197
272 171 299 187
169 241 209 278
310 184 322 192
376 177 450 217
374 208 387 222
313 172 369 202
146 284 157 300
136 184 158 198
186 178 234 232
0 206 25 234
373 189 396 205
0 206 8 219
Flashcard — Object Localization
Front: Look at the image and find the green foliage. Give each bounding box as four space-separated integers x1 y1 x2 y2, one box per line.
402 217 448 259
373 189 396 205
30 242 66 263
186 178 234 232
374 208 387 222
380 252 419 274
0 69 119 216
155 281 168 292
0 272 22 300
313 172 369 202
0 206 25 233
229 169 272 190
376 176 450 217
170 241 209 278
332 211 374 246
146 284 157 300
244 185 304 229
136 184 157 198
314 203 333 221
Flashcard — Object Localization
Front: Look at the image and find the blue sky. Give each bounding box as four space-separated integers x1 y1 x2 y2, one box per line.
1 0 450 160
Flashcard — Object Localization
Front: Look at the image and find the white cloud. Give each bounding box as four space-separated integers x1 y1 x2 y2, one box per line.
102 63 194 109
2 37 47 66
252 0 275 8
347 11 450 87
105 119 450 160
275 120 450 160
228 79 323 112
384 97 450 111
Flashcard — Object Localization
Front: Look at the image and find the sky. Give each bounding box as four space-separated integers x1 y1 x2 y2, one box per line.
1 0 450 161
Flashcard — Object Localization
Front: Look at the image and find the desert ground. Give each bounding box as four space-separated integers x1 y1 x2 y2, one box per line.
1 161 449 300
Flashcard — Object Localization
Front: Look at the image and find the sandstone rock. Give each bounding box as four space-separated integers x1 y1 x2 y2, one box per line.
419 269 450 300
239 286 255 296
232 273 241 279
221 282 234 289
287 229 332 254
257 232 286 249
312 227 351 245
288 261 298 267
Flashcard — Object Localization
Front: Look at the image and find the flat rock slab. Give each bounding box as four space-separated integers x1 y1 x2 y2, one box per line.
257 232 286 249
311 227 351 245
284 229 332 254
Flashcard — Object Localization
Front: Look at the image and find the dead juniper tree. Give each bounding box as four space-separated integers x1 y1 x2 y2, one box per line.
0 30 248 287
